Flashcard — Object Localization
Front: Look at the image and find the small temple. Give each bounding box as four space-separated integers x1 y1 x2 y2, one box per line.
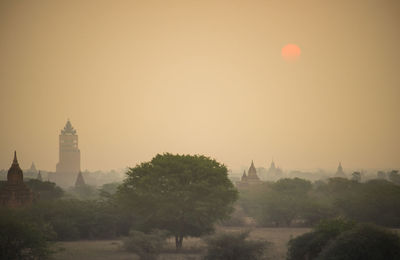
237 161 262 188
75 171 86 188
335 162 346 177
0 151 34 208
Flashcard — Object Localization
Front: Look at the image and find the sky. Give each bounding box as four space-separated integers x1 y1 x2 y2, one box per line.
0 0 399 172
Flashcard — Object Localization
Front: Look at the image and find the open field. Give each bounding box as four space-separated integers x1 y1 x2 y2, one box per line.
51 227 311 260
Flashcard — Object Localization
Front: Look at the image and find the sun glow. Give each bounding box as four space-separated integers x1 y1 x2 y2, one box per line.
281 44 301 61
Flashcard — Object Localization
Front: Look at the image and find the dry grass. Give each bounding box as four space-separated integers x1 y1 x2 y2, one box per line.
51 227 311 260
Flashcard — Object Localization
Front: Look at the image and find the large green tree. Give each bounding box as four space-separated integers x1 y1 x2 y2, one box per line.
117 153 238 249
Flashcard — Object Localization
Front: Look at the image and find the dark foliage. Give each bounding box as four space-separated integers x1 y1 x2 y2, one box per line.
25 179 64 200
287 218 355 260
0 210 54 259
317 224 400 260
203 231 269 260
25 198 131 240
242 177 400 228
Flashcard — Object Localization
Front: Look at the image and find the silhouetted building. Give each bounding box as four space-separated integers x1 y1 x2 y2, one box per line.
335 162 346 177
241 170 247 182
29 162 37 173
0 152 33 208
24 162 38 178
75 171 86 187
266 160 283 180
54 120 81 187
237 161 262 188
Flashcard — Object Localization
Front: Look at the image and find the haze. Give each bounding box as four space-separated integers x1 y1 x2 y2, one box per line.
1 0 399 172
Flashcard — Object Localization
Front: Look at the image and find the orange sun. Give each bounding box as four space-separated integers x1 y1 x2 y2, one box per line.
281 44 301 61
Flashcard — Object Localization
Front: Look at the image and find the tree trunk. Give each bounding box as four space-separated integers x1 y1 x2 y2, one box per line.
175 234 184 250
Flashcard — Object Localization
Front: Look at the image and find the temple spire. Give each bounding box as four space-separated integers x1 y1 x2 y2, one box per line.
75 171 86 187
61 119 77 135
12 151 19 166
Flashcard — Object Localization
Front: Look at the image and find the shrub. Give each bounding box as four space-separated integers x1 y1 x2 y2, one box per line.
123 230 168 260
287 218 355 260
203 231 270 260
0 212 53 259
316 224 400 260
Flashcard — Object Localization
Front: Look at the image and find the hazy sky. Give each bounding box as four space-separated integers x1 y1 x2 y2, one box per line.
1 0 399 172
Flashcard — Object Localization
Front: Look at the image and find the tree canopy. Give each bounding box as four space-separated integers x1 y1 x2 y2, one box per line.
117 153 238 249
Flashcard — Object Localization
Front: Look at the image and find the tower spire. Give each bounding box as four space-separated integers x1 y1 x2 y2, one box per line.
13 151 18 165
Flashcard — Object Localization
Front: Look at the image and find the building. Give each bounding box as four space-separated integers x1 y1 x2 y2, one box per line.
237 161 262 188
24 162 38 178
266 160 283 180
335 162 346 177
75 171 86 188
53 120 81 187
0 152 33 208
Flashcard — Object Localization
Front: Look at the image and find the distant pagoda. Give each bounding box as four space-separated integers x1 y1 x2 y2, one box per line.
237 160 262 188
75 171 86 188
335 162 346 177
0 152 33 208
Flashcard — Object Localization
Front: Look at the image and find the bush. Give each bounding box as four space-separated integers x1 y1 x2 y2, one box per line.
317 224 400 260
287 218 355 260
123 230 168 260
0 211 53 259
203 231 270 260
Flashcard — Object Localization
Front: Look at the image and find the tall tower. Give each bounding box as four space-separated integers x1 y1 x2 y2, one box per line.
55 120 81 186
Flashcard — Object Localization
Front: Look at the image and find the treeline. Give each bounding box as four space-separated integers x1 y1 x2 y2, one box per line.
239 177 400 227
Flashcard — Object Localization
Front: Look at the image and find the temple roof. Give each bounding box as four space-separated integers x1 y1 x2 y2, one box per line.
247 160 260 180
241 170 247 181
29 162 37 173
270 160 276 170
335 162 345 176
75 171 86 187
7 151 23 184
61 119 77 135
248 160 256 174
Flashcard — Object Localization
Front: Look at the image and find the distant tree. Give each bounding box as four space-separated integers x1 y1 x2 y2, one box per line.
351 171 361 182
324 177 357 194
334 179 400 227
25 179 64 200
28 198 130 240
99 182 121 198
377 171 386 180
203 231 270 260
249 178 314 226
317 224 400 260
117 153 238 249
66 184 98 200
388 170 400 185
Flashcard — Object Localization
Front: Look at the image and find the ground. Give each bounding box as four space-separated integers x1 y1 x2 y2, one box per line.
51 227 311 260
